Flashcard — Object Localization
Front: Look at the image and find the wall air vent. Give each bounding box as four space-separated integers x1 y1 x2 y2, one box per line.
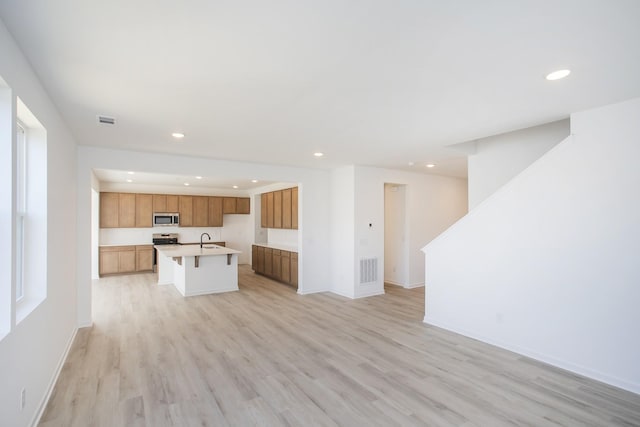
97 115 116 125
359 258 378 284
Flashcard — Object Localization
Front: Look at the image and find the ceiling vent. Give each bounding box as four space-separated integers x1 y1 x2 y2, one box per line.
97 115 116 125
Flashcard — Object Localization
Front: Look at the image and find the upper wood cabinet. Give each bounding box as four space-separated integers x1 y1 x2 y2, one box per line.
261 193 268 228
119 193 136 228
266 192 274 228
100 192 119 228
208 197 223 227
100 191 248 229
282 188 292 229
221 197 250 214
223 197 237 214
292 187 298 229
179 195 193 227
192 196 209 227
135 194 153 227
260 187 298 230
236 197 250 214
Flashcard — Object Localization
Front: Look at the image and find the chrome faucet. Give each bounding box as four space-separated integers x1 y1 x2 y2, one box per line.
200 232 211 248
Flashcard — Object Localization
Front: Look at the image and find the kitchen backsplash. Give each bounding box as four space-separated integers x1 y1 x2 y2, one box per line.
100 226 223 245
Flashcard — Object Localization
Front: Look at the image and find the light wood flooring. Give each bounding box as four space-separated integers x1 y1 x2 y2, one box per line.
40 266 640 426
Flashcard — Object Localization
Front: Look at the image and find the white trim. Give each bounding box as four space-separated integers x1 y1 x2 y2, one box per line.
423 316 640 396
354 288 385 299
384 280 424 289
404 282 424 289
30 326 78 427
326 289 355 299
298 288 329 296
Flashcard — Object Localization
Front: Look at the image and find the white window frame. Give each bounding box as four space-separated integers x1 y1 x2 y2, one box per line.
15 121 26 302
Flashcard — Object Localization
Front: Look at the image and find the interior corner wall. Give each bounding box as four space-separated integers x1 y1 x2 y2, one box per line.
384 184 407 286
424 98 640 394
330 166 356 298
353 166 468 297
468 119 570 209
0 18 78 427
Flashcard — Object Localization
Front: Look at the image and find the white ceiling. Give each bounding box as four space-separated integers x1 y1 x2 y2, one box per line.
1 1 640 179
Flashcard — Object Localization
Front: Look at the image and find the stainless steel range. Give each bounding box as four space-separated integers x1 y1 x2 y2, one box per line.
152 233 179 245
152 233 179 271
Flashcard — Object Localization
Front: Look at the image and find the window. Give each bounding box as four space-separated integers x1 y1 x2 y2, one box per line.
15 97 47 323
15 122 26 301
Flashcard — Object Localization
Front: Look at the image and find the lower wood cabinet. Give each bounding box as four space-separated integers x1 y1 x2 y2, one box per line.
251 244 298 289
99 245 154 276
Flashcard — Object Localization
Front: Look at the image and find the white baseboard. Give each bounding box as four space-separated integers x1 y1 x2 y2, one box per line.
30 326 78 427
423 316 640 396
327 289 355 299
384 280 424 289
354 288 385 299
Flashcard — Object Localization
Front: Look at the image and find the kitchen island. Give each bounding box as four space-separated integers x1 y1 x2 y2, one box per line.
155 244 241 297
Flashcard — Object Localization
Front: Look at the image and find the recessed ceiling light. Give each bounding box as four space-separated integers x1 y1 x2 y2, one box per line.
195 176 202 180
232 185 239 189
545 69 571 81
126 179 133 183
172 132 185 139
426 163 435 168
408 162 414 166
251 179 258 183
184 182 190 186
314 152 324 157
127 171 135 175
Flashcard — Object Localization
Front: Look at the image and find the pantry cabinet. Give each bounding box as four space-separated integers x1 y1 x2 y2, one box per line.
251 244 298 289
260 187 298 230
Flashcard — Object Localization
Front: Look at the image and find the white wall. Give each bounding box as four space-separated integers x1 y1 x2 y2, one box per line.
423 98 640 394
331 166 467 298
77 146 331 324
0 18 78 427
384 184 407 286
468 119 569 209
330 166 356 298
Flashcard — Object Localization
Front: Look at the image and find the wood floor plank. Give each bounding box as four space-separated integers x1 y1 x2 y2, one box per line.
39 266 640 426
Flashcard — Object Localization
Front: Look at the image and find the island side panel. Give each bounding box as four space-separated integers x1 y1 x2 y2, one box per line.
183 254 239 296
157 249 176 286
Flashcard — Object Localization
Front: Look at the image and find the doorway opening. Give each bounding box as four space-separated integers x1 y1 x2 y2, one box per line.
383 183 408 287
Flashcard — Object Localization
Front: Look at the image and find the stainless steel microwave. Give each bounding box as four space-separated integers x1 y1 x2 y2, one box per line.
153 212 179 226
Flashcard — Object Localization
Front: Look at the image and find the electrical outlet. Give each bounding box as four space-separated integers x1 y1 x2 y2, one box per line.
20 388 26 410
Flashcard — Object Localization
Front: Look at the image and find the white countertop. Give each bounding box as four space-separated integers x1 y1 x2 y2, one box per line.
252 242 298 253
155 244 241 257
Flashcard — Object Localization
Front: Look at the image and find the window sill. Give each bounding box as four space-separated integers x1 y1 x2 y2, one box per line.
16 295 45 324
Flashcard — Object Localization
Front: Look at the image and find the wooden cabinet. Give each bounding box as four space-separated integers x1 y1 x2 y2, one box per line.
135 194 153 227
281 250 291 284
99 248 119 275
101 191 247 229
222 197 250 214
193 196 209 227
266 192 274 228
166 195 179 212
252 245 258 271
179 195 193 227
274 191 282 228
119 193 136 228
153 194 166 212
100 245 153 276
264 247 273 276
152 194 178 213
251 244 298 288
236 197 250 214
260 187 298 230
292 187 298 230
257 246 265 273
136 245 153 272
223 197 236 214
261 193 268 228
208 197 223 227
272 249 282 281
119 248 136 273
282 188 292 229
291 252 298 288
100 192 120 228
